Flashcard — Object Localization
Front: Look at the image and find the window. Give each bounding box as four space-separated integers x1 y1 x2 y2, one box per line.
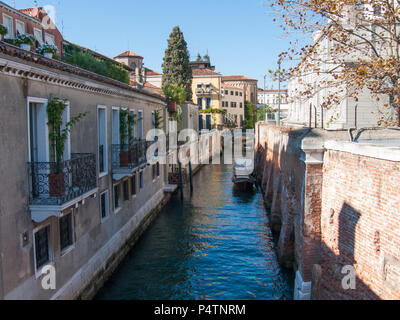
231 102 236 108
156 162 160 177
97 106 107 176
60 213 74 252
45 32 55 46
206 98 211 108
197 84 202 89
123 180 129 201
100 191 109 220
240 103 243 108
139 171 144 190
131 175 136 196
225 90 228 95
235 91 238 96
197 98 203 108
152 164 156 180
15 20 25 35
2 14 13 39
34 226 51 271
34 28 43 45
114 184 122 211
240 92 243 97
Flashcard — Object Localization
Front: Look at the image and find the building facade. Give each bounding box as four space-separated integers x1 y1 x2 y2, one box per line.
221 84 245 128
0 2 63 53
0 41 171 300
222 75 258 107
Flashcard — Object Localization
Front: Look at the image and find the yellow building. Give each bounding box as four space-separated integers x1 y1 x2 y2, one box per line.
191 68 224 130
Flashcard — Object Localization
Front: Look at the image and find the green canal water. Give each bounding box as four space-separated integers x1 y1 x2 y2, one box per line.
95 164 293 300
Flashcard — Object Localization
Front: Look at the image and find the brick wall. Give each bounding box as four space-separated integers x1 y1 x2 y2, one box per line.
319 148 400 300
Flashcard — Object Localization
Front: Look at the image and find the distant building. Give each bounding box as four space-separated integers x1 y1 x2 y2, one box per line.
0 1 63 53
258 88 290 120
221 84 245 128
222 75 258 107
191 67 223 130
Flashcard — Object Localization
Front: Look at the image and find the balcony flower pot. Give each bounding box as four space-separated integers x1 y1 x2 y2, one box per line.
168 101 177 113
49 172 66 197
38 44 57 59
120 151 130 167
20 43 31 51
15 34 35 51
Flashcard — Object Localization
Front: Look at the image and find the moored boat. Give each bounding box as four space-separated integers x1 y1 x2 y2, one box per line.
232 158 255 190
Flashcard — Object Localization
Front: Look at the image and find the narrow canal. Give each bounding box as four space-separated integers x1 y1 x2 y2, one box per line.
95 164 293 300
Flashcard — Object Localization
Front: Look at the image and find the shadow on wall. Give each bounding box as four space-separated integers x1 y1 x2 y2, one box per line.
315 202 381 300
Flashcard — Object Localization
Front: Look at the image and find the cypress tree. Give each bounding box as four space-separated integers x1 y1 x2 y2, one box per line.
162 26 192 101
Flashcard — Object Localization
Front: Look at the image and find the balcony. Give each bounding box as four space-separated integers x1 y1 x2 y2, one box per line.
112 140 151 180
196 87 212 96
28 153 98 222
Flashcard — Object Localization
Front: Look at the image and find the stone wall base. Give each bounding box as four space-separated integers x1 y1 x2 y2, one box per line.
51 189 171 300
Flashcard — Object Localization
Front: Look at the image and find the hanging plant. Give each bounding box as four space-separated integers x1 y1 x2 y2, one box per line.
153 109 164 130
127 112 138 145
47 97 87 170
119 109 129 145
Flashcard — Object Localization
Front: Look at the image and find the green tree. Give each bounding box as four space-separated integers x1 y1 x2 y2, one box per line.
244 101 256 129
162 26 192 101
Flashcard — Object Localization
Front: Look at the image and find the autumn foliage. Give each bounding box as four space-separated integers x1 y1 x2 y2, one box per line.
270 0 400 126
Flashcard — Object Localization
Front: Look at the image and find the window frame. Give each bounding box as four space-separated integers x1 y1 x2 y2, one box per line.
100 190 110 222
59 212 75 255
33 224 53 277
97 105 108 178
2 14 13 39
15 19 25 36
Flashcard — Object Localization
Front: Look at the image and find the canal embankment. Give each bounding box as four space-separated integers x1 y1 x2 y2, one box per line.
254 122 400 300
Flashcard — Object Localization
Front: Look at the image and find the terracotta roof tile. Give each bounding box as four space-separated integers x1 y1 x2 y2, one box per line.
222 75 257 81
0 41 164 101
146 68 162 76
115 51 143 59
192 68 221 76
221 83 243 90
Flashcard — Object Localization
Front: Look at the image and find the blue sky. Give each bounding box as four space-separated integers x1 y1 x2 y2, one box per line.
6 0 291 88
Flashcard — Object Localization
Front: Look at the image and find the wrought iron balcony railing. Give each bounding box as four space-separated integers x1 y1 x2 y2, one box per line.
28 153 97 206
112 140 151 170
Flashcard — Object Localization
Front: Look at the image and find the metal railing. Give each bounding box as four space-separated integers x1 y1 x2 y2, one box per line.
112 140 151 170
28 153 97 206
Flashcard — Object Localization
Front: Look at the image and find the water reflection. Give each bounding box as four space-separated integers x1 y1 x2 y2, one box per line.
95 164 293 300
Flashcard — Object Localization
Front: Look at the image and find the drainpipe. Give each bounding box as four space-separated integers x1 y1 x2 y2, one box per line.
313 106 317 129
309 104 312 128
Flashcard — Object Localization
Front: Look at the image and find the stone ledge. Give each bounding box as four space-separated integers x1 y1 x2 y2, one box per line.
325 140 400 162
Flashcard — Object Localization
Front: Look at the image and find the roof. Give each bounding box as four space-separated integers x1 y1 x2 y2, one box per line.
192 68 221 76
0 41 164 101
145 68 162 76
222 75 257 82
18 7 43 20
222 83 243 91
114 51 143 59
0 2 47 24
258 88 288 94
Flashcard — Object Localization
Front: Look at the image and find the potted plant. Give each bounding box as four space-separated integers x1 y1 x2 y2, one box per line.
15 34 35 51
162 84 187 113
38 43 57 58
47 97 86 197
0 24 7 41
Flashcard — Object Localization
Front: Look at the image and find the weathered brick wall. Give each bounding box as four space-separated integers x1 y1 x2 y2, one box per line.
319 149 400 300
255 123 309 269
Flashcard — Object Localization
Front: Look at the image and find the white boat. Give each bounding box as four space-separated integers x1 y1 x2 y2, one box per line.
232 158 255 190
